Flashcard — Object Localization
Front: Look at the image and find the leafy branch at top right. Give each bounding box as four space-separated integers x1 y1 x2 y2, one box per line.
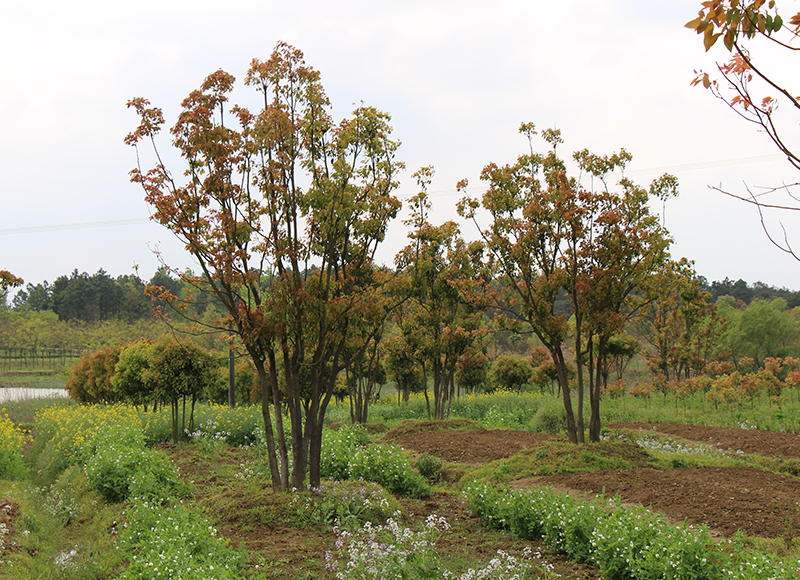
687 0 800 257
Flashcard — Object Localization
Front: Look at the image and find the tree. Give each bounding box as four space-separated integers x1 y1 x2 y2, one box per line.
383 334 425 403
65 345 123 403
639 260 725 382
113 339 155 409
0 271 22 307
734 297 800 364
489 355 532 392
455 344 490 394
395 167 488 420
51 269 124 322
687 1 800 258
459 123 672 443
144 338 217 443
126 42 403 490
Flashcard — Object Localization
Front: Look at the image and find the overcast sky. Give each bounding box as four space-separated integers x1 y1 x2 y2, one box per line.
2 0 799 296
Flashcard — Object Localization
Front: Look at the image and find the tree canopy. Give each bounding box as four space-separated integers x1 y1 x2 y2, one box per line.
126 41 405 490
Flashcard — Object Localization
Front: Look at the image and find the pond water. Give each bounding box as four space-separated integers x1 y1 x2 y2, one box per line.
0 387 69 403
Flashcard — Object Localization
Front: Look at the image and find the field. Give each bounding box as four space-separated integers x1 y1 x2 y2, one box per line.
1 392 800 579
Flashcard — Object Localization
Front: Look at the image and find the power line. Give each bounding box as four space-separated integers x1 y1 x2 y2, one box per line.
0 217 151 235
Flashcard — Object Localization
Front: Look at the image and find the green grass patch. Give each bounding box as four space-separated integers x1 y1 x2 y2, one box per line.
467 439 655 484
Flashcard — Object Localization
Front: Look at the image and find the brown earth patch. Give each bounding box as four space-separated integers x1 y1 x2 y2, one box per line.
385 423 800 539
385 428 557 464
0 500 21 557
511 466 800 539
610 422 800 459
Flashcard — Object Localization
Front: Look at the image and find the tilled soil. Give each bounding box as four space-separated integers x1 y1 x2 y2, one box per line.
386 428 557 463
390 423 800 539
610 422 800 459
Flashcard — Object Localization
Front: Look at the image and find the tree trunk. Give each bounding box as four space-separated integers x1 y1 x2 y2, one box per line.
588 337 607 443
253 356 283 492
553 348 578 444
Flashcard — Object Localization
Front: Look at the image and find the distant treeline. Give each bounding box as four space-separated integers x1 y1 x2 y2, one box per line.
8 268 800 323
10 267 215 322
698 277 800 308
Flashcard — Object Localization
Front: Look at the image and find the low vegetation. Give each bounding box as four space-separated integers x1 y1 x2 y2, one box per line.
0 391 798 579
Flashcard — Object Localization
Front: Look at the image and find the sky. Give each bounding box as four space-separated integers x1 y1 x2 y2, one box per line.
2 0 800 297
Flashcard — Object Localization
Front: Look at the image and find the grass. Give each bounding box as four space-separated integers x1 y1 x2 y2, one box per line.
2 391 800 578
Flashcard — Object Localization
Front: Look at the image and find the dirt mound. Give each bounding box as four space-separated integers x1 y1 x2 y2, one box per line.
511 466 800 539
386 428 557 464
384 418 483 438
385 423 800 539
610 422 800 459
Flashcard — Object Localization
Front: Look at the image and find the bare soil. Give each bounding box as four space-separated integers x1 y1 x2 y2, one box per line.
389 423 800 540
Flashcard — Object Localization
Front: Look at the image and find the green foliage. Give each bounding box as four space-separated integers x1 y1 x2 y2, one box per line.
112 340 154 406
0 411 27 479
347 443 431 498
489 355 533 393
320 424 371 481
463 481 795 580
144 338 217 443
32 404 142 479
291 479 401 531
529 396 568 434
82 424 188 503
118 502 247 580
592 501 719 580
415 452 443 484
718 298 800 366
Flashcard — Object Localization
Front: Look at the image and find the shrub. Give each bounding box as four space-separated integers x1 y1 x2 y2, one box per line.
118 502 247 580
416 452 443 484
489 356 533 392
65 345 123 403
291 479 401 531
463 482 760 580
0 411 26 480
348 444 430 498
529 397 567 434
83 424 188 503
320 424 370 481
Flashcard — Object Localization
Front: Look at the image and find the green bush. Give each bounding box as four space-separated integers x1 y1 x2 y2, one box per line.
415 453 443 484
320 424 370 481
462 482 777 580
82 424 187 503
529 396 567 434
291 479 401 531
348 443 430 498
118 501 247 580
489 355 533 392
591 500 719 580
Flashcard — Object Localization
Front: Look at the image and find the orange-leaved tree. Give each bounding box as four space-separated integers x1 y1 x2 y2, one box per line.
458 123 673 443
126 42 404 491
0 270 22 306
394 167 489 420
